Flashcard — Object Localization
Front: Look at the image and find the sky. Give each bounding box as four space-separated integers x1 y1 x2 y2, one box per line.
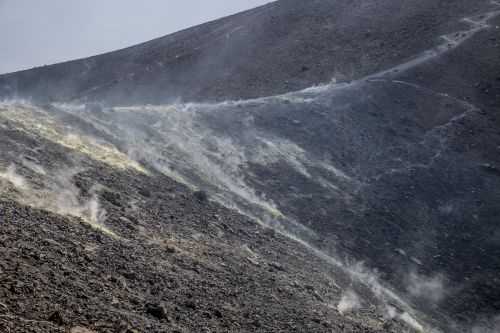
0 0 271 74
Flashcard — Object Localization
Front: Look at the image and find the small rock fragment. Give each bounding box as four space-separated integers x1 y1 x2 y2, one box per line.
269 261 286 272
145 303 168 320
47 311 65 326
213 309 223 318
184 300 197 310
165 245 177 254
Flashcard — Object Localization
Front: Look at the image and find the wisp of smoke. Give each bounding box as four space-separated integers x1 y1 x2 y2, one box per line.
337 289 361 314
0 164 27 190
407 272 445 304
1 163 113 237
44 169 111 235
385 305 425 332
400 312 425 332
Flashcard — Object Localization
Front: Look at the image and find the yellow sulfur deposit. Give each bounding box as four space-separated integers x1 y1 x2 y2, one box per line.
0 103 147 174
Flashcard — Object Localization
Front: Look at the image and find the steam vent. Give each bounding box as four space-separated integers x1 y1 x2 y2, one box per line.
1 0 500 332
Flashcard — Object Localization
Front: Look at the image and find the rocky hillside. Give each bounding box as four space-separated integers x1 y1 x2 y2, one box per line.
1 0 500 332
0 0 495 104
0 106 417 332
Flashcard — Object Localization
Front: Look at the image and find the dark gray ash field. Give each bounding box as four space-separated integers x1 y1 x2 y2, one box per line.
1 0 500 332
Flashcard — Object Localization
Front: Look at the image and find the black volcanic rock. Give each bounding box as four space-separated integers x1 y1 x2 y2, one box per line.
145 303 169 321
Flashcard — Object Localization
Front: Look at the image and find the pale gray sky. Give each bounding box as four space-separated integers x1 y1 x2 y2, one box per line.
0 0 271 74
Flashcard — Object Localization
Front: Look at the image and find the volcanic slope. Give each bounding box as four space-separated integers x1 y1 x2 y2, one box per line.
0 109 414 332
0 0 496 104
2 0 500 332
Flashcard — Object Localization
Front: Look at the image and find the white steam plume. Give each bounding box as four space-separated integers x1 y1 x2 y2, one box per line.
337 289 361 314
0 164 113 237
385 305 425 332
0 164 27 190
407 272 445 304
